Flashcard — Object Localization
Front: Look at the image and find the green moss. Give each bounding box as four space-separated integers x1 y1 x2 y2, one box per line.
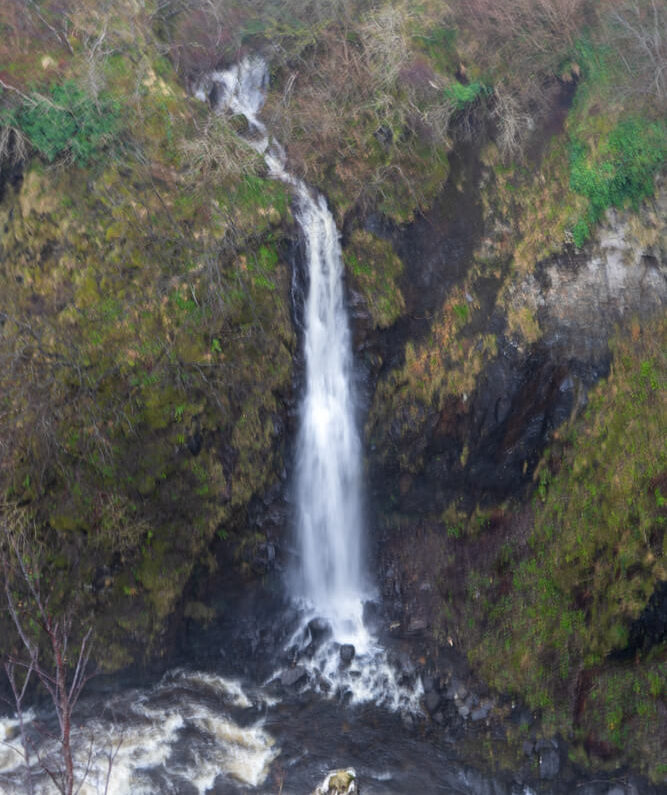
344 229 405 328
444 80 491 110
0 70 296 666
569 117 666 245
464 318 666 778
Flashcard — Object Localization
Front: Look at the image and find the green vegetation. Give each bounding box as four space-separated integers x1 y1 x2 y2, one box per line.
445 80 490 110
463 320 666 780
569 118 666 245
0 6 665 786
344 229 405 328
1 81 121 164
0 0 296 663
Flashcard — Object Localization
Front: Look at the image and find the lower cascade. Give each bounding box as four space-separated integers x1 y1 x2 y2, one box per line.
0 671 278 794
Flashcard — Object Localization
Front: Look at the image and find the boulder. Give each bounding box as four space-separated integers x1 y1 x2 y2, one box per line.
425 690 441 714
313 768 358 795
281 666 308 688
446 678 468 701
471 705 490 721
308 617 332 643
339 644 355 663
539 748 560 780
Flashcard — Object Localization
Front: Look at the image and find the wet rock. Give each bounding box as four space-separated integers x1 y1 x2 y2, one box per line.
471 704 490 721
535 737 558 751
458 704 470 719
522 740 534 756
422 675 436 693
539 747 560 780
308 617 332 645
186 430 202 456
620 579 667 657
251 542 276 574
313 768 358 795
425 690 441 714
407 617 427 633
340 644 355 664
446 678 468 701
362 600 381 633
281 666 308 688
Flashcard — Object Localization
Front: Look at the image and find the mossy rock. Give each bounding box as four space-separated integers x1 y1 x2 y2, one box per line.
344 229 405 328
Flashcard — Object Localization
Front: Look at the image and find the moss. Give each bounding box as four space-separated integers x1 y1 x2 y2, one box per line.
344 229 405 328
184 600 216 625
506 305 541 345
461 318 666 779
137 539 193 622
0 43 296 665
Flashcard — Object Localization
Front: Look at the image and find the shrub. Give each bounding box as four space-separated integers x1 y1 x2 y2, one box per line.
444 80 490 110
2 81 121 165
569 116 666 243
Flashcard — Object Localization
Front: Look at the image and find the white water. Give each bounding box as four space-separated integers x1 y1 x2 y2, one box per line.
293 179 367 639
0 672 278 794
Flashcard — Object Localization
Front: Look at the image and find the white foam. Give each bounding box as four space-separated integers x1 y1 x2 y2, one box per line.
280 608 424 714
166 669 252 708
0 674 278 794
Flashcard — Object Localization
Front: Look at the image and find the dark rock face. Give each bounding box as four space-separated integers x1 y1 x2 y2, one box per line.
424 690 441 714
365 188 666 515
539 747 560 780
339 644 355 664
615 579 667 658
281 665 308 687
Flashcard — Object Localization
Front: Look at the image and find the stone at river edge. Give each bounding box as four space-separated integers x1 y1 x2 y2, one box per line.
313 768 358 795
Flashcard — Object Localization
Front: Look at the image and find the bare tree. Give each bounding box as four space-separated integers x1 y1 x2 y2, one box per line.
492 83 536 161
0 123 30 166
607 0 666 101
1 504 100 795
361 3 412 92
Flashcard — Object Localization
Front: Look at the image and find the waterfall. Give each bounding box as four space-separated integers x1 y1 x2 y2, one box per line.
293 178 366 637
205 57 367 640
206 57 421 711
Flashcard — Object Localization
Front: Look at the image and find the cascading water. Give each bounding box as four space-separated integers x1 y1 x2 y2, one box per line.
203 58 368 630
293 154 367 638
204 57 420 711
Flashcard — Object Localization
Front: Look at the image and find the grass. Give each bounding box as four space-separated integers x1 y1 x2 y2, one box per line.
444 80 491 110
343 229 405 328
